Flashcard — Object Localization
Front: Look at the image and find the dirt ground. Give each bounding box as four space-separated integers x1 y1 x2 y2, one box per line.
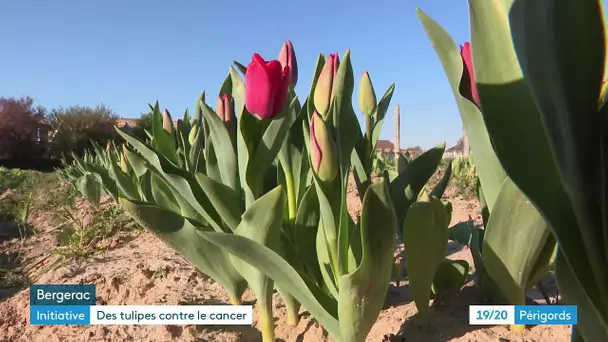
0 178 571 341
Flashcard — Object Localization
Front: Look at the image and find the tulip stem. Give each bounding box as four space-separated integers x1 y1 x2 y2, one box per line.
284 170 297 221
365 115 373 161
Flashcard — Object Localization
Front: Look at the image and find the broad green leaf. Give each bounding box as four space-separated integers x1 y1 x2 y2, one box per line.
194 172 244 232
200 101 239 191
76 173 101 207
150 173 181 214
123 147 148 178
509 0 608 317
482 178 552 306
466 0 604 317
417 9 506 213
246 98 299 200
119 198 247 304
389 142 445 235
432 259 469 296
197 232 340 339
338 181 397 342
231 186 285 340
108 159 140 201
556 252 608 341
116 128 225 233
403 196 449 326
294 184 323 283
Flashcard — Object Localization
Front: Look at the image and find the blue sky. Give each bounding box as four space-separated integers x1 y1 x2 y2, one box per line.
2 1 479 149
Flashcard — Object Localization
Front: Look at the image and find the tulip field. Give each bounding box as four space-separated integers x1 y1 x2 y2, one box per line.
1 1 608 341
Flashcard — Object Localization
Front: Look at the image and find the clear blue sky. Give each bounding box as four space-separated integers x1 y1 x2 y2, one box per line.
2 1 487 149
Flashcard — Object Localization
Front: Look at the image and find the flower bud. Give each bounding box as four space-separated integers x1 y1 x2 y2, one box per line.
216 94 235 123
358 70 377 116
278 40 298 88
310 111 338 182
189 124 199 145
120 146 129 173
162 109 174 134
459 42 480 108
313 53 340 117
245 53 290 120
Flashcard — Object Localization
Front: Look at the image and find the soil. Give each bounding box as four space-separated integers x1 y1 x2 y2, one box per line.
0 177 571 342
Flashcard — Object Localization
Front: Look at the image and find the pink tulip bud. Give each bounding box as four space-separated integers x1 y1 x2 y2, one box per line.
278 40 298 88
216 94 234 123
460 42 480 108
314 53 340 117
162 109 174 134
245 53 290 120
310 111 338 182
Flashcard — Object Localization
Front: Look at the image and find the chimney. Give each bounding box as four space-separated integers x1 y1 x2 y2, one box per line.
462 126 470 157
394 104 400 158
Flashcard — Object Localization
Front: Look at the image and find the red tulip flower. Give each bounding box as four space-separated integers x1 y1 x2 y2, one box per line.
245 53 291 120
460 42 480 108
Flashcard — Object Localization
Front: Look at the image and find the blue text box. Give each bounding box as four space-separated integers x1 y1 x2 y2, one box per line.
30 305 90 325
30 284 96 306
514 305 577 325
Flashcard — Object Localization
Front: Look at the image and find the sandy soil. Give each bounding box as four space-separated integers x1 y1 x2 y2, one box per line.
0 178 570 342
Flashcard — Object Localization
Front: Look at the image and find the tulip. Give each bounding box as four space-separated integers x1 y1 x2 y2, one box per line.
189 123 199 145
310 111 338 182
120 146 129 173
245 53 290 120
460 42 480 108
359 70 377 116
216 94 235 123
278 40 298 88
162 109 174 134
314 53 340 117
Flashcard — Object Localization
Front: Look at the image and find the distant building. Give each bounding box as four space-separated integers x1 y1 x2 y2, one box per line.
443 139 464 159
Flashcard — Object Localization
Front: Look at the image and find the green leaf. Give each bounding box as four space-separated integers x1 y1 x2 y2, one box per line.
509 0 608 317
403 196 449 326
115 128 225 232
231 186 285 339
197 232 340 340
118 198 247 304
123 147 148 178
76 173 101 207
432 259 469 296
108 158 140 201
150 173 181 214
417 9 507 213
482 178 553 306
194 172 244 232
556 252 608 342
246 99 299 200
200 101 239 191
370 84 396 150
294 184 323 283
431 159 453 199
150 102 178 164
466 0 606 318
389 142 445 235
338 181 397 342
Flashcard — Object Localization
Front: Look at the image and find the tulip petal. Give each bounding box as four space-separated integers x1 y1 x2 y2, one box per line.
245 58 277 119
272 66 290 116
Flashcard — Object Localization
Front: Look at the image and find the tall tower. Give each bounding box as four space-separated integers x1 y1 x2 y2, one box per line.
394 104 400 158
462 126 470 157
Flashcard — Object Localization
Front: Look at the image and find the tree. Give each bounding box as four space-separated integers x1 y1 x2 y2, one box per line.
133 112 152 141
48 104 118 157
0 97 47 160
